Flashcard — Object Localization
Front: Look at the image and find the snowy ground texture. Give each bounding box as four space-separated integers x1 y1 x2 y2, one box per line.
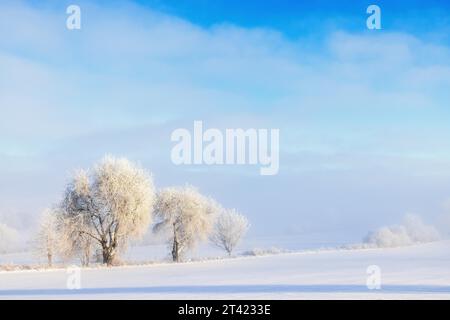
1 240 449 299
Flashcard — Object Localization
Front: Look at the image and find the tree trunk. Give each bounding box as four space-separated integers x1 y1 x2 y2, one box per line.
102 249 115 265
81 249 90 267
172 226 179 262
85 249 90 267
225 244 232 256
47 253 52 267
101 243 115 266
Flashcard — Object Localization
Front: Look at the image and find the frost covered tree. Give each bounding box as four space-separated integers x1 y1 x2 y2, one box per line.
60 156 155 265
58 215 95 266
210 209 249 256
153 186 218 262
0 223 19 254
34 209 60 267
364 214 440 248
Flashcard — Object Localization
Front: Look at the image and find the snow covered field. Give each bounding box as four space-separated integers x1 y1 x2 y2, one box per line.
1 240 449 299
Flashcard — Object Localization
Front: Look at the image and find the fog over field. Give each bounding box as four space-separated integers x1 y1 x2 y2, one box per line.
1 1 450 242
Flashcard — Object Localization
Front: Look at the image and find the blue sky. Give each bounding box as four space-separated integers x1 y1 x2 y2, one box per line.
142 0 450 35
1 0 450 240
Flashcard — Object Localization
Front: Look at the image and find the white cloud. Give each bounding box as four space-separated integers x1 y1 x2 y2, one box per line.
1 1 450 236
